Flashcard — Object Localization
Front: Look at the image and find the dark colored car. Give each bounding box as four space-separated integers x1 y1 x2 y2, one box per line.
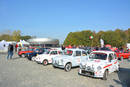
26 48 50 60
99 47 112 51
84 47 93 54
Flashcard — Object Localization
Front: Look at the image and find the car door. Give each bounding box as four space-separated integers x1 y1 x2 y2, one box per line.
108 53 116 73
49 51 58 63
124 51 130 59
73 51 81 66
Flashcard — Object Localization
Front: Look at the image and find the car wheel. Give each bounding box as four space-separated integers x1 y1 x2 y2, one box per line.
19 55 21 57
102 70 108 80
43 60 48 66
64 63 72 72
21 54 25 58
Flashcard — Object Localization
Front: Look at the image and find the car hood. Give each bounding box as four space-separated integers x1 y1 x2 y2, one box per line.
81 59 106 69
36 54 49 58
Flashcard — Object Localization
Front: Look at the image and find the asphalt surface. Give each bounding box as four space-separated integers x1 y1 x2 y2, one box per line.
0 53 130 87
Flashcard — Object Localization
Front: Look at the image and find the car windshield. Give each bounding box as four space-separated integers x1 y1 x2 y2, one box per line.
64 50 73 56
89 53 107 60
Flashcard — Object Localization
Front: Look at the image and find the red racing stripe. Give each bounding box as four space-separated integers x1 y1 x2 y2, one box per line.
114 61 117 64
104 64 112 68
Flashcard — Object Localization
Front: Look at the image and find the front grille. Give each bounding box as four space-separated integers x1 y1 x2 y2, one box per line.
82 70 94 76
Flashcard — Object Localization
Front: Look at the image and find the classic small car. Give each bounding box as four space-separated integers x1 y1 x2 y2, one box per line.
52 48 88 72
116 51 130 59
26 48 45 60
35 49 63 65
18 48 34 57
78 51 119 80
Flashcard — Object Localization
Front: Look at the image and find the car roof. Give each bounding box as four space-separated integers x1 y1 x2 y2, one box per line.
50 49 62 51
66 48 85 51
91 50 115 54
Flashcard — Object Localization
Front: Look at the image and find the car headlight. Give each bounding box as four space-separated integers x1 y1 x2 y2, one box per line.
80 63 86 69
92 64 94 70
97 66 102 71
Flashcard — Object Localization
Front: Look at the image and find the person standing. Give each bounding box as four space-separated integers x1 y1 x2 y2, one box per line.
15 44 18 52
7 44 14 60
61 45 65 50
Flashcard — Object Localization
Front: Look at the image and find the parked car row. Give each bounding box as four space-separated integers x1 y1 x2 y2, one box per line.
18 48 120 80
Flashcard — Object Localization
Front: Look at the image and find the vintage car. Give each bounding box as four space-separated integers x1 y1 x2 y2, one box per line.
52 48 88 72
116 51 130 59
78 51 119 80
18 48 34 57
26 48 45 60
34 49 63 65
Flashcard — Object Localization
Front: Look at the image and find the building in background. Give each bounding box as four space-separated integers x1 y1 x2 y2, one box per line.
27 38 59 48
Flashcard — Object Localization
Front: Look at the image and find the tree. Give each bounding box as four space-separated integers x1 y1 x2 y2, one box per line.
12 30 21 41
20 35 32 41
0 34 12 41
64 28 130 48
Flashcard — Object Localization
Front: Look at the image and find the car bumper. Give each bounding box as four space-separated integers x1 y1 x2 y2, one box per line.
36 60 42 64
78 69 103 78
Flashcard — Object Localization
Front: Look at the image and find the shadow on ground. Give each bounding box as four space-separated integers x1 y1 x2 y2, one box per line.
11 57 22 60
110 67 130 87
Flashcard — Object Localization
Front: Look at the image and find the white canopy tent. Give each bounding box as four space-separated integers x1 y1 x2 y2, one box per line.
0 40 9 52
17 40 30 47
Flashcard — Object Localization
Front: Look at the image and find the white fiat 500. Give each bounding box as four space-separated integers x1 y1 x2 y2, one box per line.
78 51 119 80
52 48 88 72
35 49 63 65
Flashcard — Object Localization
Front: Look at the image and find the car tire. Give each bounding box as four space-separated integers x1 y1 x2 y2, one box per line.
64 63 72 72
43 60 48 66
19 55 21 57
102 70 108 80
21 54 25 58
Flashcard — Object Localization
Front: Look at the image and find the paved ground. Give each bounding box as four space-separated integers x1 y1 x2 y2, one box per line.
0 53 130 87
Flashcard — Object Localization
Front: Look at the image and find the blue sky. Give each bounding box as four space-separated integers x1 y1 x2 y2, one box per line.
0 0 130 43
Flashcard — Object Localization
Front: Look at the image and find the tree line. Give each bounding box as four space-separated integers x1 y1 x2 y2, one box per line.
63 28 130 48
0 30 32 42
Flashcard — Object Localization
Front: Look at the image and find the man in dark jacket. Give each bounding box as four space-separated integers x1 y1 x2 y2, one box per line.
7 44 14 60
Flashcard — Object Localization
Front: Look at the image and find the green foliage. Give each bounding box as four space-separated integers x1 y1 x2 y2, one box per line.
0 30 32 42
20 36 32 41
64 30 94 46
0 34 12 41
12 30 21 41
126 28 130 43
64 29 130 47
